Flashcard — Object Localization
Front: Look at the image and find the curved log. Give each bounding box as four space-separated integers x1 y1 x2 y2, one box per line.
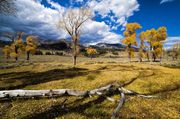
111 91 125 119
0 84 115 99
0 84 155 99
0 83 156 118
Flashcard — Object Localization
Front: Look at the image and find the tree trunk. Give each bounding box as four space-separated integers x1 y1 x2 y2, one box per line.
153 52 156 62
15 45 18 61
147 52 150 62
152 46 157 62
128 44 131 62
0 84 155 100
139 41 143 62
160 56 162 62
6 55 9 59
111 92 125 119
0 84 156 118
72 38 78 67
139 51 142 62
73 55 77 66
27 51 30 60
139 57 142 62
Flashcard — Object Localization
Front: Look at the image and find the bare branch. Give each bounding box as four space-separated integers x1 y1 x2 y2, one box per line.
57 7 92 38
111 92 125 119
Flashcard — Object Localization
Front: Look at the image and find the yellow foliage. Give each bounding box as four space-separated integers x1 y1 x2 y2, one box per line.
157 26 167 41
125 23 142 34
10 52 18 58
123 31 129 37
128 48 135 58
139 32 146 41
86 47 97 56
26 36 37 53
142 27 167 60
2 45 11 58
122 22 141 59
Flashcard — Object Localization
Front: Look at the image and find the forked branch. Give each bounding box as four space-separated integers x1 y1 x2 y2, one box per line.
0 84 156 118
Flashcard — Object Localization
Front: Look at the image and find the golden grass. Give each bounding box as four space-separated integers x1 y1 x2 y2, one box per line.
0 56 180 119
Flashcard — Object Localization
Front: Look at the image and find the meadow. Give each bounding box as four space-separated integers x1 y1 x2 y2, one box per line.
0 53 179 119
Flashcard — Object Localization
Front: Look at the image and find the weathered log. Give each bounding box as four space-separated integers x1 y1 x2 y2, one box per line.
0 83 156 118
0 84 115 99
111 91 125 119
0 84 155 100
119 87 156 98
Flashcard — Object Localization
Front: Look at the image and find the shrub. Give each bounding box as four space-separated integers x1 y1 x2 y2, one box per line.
34 50 43 55
45 52 52 55
55 52 63 56
112 51 118 55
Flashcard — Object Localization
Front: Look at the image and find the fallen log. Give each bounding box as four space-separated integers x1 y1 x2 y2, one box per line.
0 84 115 99
0 83 156 119
111 91 125 119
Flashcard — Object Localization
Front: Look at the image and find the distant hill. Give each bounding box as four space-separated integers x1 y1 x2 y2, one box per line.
0 39 138 51
91 43 126 51
0 40 11 47
0 39 71 50
39 39 71 50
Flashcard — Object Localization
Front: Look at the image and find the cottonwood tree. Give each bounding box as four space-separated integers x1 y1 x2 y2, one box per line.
144 27 167 62
2 45 11 59
25 36 37 60
10 32 24 61
57 7 92 66
139 31 150 62
171 43 180 60
139 31 146 62
86 47 97 59
122 23 142 61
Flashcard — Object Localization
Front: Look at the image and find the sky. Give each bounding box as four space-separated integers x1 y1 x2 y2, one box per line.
0 0 180 49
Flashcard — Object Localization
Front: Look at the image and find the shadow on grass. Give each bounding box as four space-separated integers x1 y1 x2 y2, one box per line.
23 96 111 119
161 64 180 69
0 68 89 90
145 84 180 95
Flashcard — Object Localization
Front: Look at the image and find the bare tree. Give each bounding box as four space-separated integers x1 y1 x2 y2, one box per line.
0 0 16 15
57 7 92 66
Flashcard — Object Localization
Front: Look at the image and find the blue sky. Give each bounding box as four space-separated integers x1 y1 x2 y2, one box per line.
0 0 180 48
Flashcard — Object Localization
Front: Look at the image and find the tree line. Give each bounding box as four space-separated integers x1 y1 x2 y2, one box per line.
1 6 179 65
2 32 37 61
122 23 170 62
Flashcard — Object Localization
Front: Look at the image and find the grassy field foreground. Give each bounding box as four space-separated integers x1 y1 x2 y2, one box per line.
0 56 180 119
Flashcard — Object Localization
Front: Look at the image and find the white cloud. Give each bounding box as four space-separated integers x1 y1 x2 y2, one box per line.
160 0 175 4
0 0 68 40
75 0 84 3
81 20 122 45
87 0 139 29
163 37 180 49
0 0 127 45
47 0 65 12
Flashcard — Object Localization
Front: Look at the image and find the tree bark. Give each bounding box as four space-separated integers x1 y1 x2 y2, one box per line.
27 51 30 60
0 84 156 118
128 44 131 62
73 55 77 66
111 91 125 119
147 52 150 62
0 84 113 99
15 45 18 61
91 55 93 60
72 38 78 67
153 53 156 62
0 84 155 100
